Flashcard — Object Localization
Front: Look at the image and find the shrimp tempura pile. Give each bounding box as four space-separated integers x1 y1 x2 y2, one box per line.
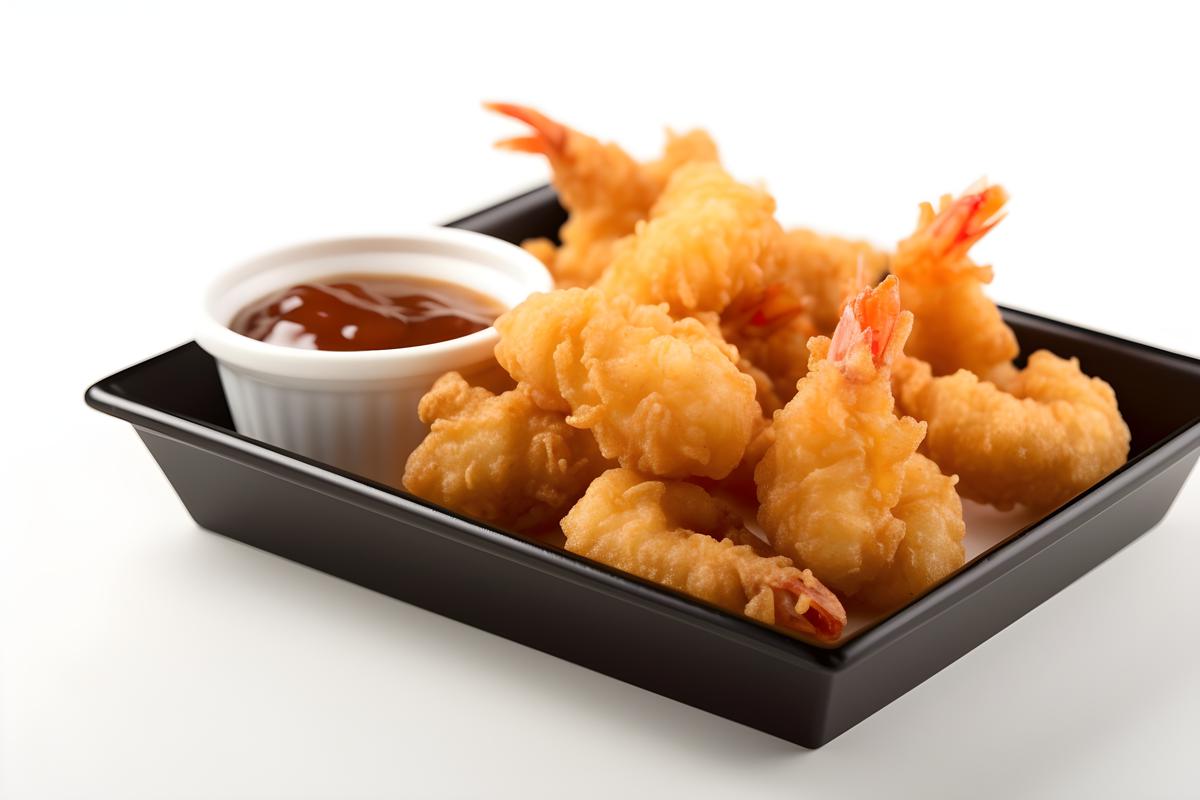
756 278 966 603
401 105 1133 639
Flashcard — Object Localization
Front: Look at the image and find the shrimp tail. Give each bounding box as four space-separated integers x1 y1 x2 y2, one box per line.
771 571 848 641
484 101 569 156
829 274 904 368
923 182 1008 278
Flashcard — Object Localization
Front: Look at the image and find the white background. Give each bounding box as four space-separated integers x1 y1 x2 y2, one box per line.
3 2 1199 798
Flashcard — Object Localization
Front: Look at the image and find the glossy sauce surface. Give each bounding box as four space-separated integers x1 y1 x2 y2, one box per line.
230 274 504 351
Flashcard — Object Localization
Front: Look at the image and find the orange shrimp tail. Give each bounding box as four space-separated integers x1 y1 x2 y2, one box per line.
926 182 1008 265
773 573 847 641
829 275 902 368
484 102 568 156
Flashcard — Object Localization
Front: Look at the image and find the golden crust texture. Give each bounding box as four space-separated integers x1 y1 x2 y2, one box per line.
491 105 719 289
596 162 780 315
724 316 816 405
401 373 609 532
562 469 845 639
755 336 926 595
854 454 966 609
892 188 1019 377
771 228 889 334
541 133 657 288
494 289 759 479
893 352 1131 511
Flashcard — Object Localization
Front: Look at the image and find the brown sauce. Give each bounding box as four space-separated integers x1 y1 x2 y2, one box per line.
230 274 504 351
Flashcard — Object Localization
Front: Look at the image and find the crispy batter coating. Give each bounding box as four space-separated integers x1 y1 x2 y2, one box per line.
854 454 966 609
893 352 1131 511
698 414 776 505
562 469 846 640
725 315 816 405
494 288 759 479
892 183 1019 377
402 373 609 532
487 104 717 288
644 128 721 191
738 358 784 416
771 228 889 334
756 278 960 598
720 283 819 404
596 162 780 315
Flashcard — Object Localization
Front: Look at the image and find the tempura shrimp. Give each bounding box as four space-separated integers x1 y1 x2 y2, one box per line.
721 283 817 404
756 277 965 599
893 352 1130 511
595 162 780 316
891 182 1019 378
771 227 889 334
487 103 717 288
402 373 610 533
854 453 965 609
562 468 847 640
644 128 721 191
494 288 759 479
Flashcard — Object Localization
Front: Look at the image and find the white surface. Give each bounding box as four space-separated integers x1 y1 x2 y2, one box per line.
2 2 1198 798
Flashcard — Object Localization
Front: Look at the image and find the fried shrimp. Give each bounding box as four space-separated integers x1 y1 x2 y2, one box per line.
717 231 885 404
402 373 610 532
595 162 780 316
892 182 1019 378
494 288 759 479
721 283 817 404
487 103 717 288
644 128 721 191
854 454 965 609
771 228 889 334
756 277 965 600
562 469 847 640
893 352 1130 511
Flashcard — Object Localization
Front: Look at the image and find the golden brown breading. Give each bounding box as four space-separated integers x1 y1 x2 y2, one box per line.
494 288 759 479
771 227 889 334
737 357 784 417
562 468 846 640
893 352 1130 511
596 162 780 316
724 314 816 405
756 278 965 600
487 104 718 288
402 373 609 532
892 183 1019 377
854 454 966 609
644 128 721 191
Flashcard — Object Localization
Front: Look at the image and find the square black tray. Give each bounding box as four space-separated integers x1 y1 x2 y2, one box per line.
86 186 1200 747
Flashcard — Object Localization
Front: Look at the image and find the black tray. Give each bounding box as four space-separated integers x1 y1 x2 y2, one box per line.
86 186 1200 747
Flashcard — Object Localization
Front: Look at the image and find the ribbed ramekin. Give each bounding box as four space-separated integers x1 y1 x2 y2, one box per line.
195 229 552 487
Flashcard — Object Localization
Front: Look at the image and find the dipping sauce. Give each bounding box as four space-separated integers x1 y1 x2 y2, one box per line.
230 274 504 351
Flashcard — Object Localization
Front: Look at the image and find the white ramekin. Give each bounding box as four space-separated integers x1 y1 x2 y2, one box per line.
196 229 552 487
